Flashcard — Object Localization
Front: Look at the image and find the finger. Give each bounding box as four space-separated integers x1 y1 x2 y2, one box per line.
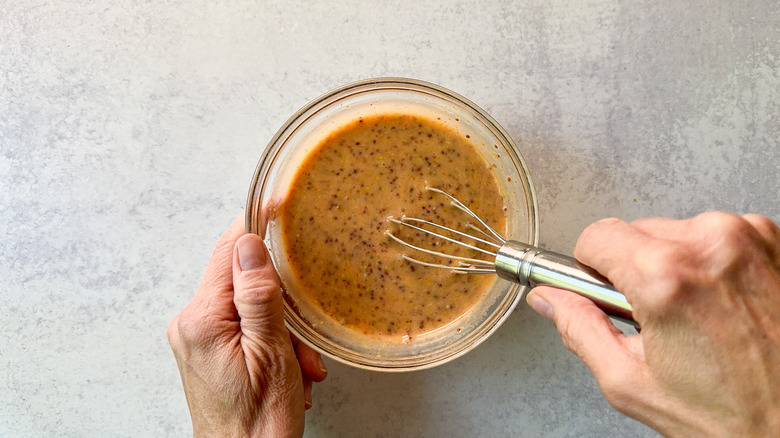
257 198 281 236
173 213 247 346
303 378 313 410
527 286 655 419
573 218 657 297
527 286 643 378
232 233 288 340
528 287 669 422
289 334 321 410
573 218 698 316
295 340 328 382
167 314 182 351
742 214 780 265
194 212 247 301
743 214 780 244
630 217 692 240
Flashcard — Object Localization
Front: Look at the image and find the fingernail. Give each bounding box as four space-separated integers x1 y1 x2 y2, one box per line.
527 293 553 320
317 355 328 375
237 235 267 271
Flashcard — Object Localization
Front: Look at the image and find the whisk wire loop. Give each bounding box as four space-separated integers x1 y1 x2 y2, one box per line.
400 255 496 274
465 223 502 244
425 187 506 244
399 217 502 250
388 218 496 258
385 229 496 267
385 187 508 274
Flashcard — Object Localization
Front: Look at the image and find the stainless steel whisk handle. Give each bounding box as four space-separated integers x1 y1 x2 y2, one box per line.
494 240 638 328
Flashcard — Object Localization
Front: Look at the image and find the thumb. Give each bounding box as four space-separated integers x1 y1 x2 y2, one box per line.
528 289 664 425
233 233 288 339
526 286 641 383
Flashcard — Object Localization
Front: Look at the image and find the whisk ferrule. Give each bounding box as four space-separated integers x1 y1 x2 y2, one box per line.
494 241 636 326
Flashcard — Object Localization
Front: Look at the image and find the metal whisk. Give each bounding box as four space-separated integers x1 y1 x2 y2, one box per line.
386 187 637 327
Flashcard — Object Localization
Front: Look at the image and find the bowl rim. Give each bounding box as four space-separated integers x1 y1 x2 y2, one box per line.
245 77 539 371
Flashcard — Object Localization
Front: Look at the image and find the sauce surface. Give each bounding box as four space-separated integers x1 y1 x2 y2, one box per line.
281 114 505 339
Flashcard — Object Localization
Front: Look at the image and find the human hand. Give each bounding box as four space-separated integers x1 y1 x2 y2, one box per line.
168 213 328 438
526 212 780 437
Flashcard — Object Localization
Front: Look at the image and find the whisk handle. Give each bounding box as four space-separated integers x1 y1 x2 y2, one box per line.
495 240 638 328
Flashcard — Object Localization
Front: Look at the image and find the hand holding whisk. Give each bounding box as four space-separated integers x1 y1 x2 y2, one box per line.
386 187 637 328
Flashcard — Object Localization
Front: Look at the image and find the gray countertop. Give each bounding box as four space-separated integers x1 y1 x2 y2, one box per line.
2 1 778 437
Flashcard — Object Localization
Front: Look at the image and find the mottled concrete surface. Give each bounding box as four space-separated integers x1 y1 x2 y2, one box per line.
1 1 778 437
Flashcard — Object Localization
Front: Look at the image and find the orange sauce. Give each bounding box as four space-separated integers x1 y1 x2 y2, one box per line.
281 114 505 339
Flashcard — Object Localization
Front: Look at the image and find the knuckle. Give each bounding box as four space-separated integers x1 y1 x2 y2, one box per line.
592 217 625 229
720 211 750 233
235 277 282 311
744 213 778 231
634 241 688 281
174 307 212 348
744 214 780 245
598 371 628 403
695 212 759 277
633 242 694 311
590 354 642 413
555 317 577 355
166 316 181 347
554 300 597 356
576 218 625 257
600 375 637 414
695 211 752 245
582 218 624 240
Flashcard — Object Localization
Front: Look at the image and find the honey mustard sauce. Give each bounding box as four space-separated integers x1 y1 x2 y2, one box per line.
281 114 506 339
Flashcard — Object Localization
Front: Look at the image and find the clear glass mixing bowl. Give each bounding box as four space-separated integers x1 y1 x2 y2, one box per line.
246 78 538 371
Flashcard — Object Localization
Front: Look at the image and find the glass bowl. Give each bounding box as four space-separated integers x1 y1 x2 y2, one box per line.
246 78 538 371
